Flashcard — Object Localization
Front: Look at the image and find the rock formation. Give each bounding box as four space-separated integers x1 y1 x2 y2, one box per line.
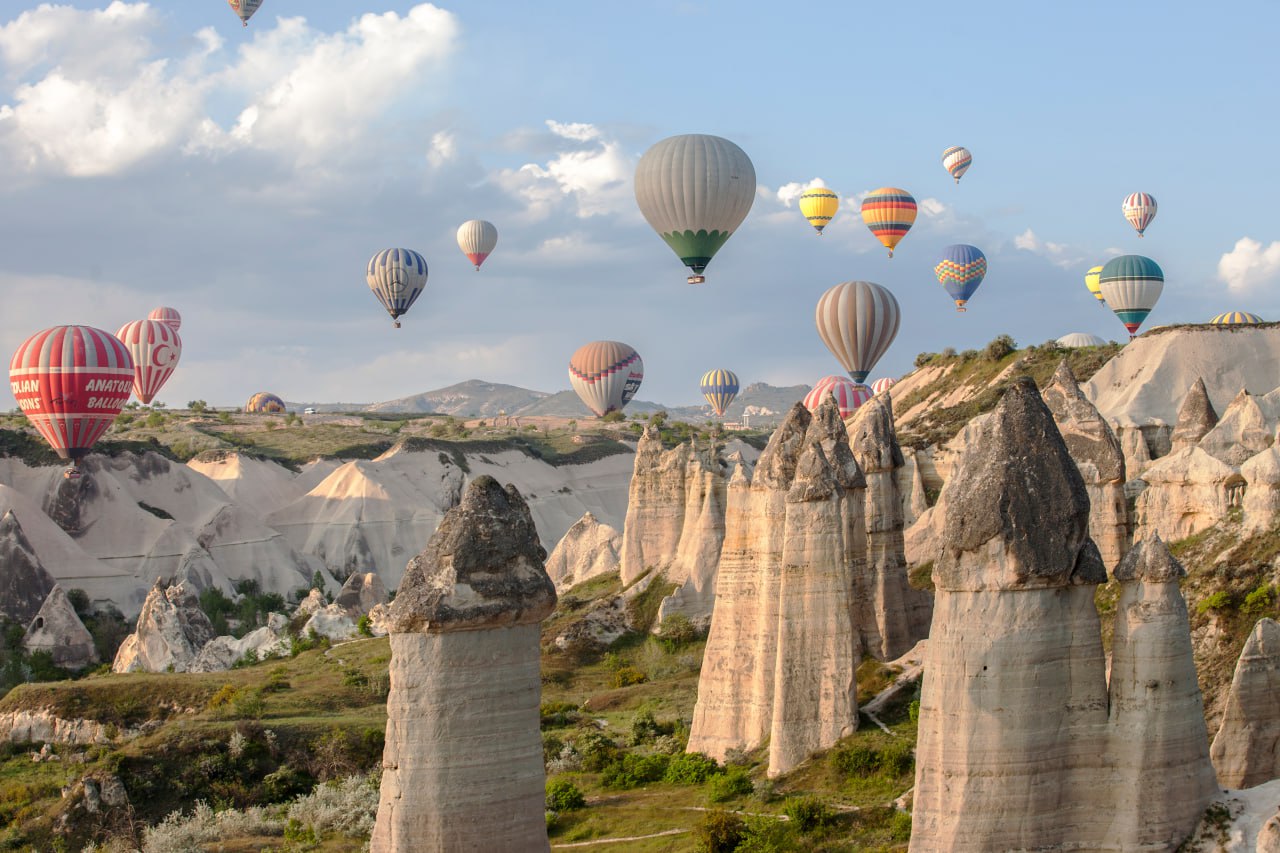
1120 426 1154 480
1242 444 1280 533
1041 360 1130 567
1170 377 1220 452
334 571 388 616
544 511 620 591
371 477 555 853
112 579 216 673
1199 389 1274 465
191 613 291 672
1133 446 1240 541
22 585 98 669
1211 618 1280 788
911 379 1216 853
0 509 57 624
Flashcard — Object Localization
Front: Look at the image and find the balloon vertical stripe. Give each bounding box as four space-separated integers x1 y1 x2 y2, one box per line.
699 369 740 416
1122 192 1157 236
116 319 182 405
815 281 901 384
803 376 872 419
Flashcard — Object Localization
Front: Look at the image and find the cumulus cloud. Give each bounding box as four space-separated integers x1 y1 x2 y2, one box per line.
427 129 456 167
492 120 634 220
1218 237 1280 295
918 197 947 218
1014 227 1084 269
773 177 827 208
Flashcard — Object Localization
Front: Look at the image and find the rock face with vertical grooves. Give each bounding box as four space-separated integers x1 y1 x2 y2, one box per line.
1170 377 1220 452
1210 618 1280 788
0 509 57 625
371 476 555 853
911 379 1215 853
1041 360 1130 568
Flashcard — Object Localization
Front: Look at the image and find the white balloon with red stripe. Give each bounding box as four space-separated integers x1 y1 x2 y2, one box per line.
115 320 182 405
9 326 135 467
803 375 872 420
147 306 181 332
871 377 896 395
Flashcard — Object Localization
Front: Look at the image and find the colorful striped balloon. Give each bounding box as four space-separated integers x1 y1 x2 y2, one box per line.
115 320 182 405
941 146 972 183
227 0 263 26
699 369 740 417
9 326 134 466
1084 266 1106 304
246 392 285 414
457 220 498 270
815 281 900 384
569 341 644 418
367 248 428 328
1099 255 1164 338
934 244 987 311
147 306 181 332
871 377 896 395
1122 192 1157 237
798 186 839 235
804 376 872 420
1210 311 1264 325
860 188 917 256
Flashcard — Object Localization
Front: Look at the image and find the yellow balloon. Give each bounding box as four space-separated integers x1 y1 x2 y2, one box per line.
798 187 839 235
1084 265 1105 303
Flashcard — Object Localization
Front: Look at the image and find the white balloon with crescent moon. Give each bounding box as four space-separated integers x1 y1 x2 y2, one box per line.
115 319 182 405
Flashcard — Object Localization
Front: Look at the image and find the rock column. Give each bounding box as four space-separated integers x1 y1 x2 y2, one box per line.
1210 618 1280 788
371 476 556 853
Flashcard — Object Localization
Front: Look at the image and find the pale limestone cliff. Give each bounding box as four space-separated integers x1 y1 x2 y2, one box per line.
898 448 930 526
1211 618 1280 788
544 512 620 591
1243 446 1280 534
0 509 57 625
1134 446 1240 541
618 427 689 586
1171 377 1220 452
371 477 555 853
111 579 216 674
1042 360 1129 568
657 449 728 628
1200 390 1274 466
22 585 97 669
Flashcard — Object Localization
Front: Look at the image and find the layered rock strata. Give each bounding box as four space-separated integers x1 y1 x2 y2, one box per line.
1210 618 1280 788
371 476 555 853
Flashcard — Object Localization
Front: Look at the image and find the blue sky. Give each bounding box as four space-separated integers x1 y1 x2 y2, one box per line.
1 1 1278 410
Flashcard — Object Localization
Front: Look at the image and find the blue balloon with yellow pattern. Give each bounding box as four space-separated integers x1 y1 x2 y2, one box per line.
699 369 740 417
934 244 987 312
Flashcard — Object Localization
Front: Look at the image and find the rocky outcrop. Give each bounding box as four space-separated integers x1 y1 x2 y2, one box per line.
1133 447 1240 541
1211 618 1280 788
1041 360 1129 567
334 572 388 617
1242 446 1280 534
898 449 930 526
296 588 327 616
1199 389 1274 466
617 428 688 586
0 509 57 624
111 579 216 673
22 585 98 669
911 379 1215 853
0 709 119 745
371 477 555 853
545 512 620 591
1120 426 1154 480
1171 378 1220 452
191 613 291 672
656 447 729 628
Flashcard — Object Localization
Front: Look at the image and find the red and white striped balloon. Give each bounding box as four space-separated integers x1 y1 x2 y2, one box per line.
9 326 134 463
147 306 182 332
115 320 182 405
803 375 872 420
871 377 897 395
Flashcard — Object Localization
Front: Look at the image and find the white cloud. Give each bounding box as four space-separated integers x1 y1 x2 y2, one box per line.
492 120 634 220
0 1 157 79
918 197 947 218
545 120 601 142
1013 227 1084 269
773 177 827 208
1218 237 1280 295
427 129 456 167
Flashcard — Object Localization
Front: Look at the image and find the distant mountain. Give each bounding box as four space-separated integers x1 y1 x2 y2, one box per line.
512 390 664 418
664 382 809 424
364 380 551 416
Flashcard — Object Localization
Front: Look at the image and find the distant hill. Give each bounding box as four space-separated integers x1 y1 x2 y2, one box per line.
363 380 551 416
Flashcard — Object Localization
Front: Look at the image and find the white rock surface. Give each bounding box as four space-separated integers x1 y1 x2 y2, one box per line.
186 451 304 516
1134 447 1241 542
22 585 98 670
0 508 57 624
1201 390 1275 466
1243 447 1280 534
112 579 216 673
191 613 291 672
1211 618 1280 789
544 512 620 591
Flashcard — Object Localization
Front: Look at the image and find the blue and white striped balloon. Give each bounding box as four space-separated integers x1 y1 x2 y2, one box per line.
367 248 428 328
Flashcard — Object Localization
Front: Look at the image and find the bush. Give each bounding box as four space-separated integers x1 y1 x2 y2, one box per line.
601 752 670 789
356 614 374 637
706 766 753 802
545 779 586 812
663 752 721 785
657 613 701 651
611 666 648 688
1197 590 1233 615
629 709 669 745
914 352 936 368
830 739 915 779
575 731 620 772
1242 584 1276 616
694 809 746 853
983 334 1017 361
601 411 625 423
783 796 835 832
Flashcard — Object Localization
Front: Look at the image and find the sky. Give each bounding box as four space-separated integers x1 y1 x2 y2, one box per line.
1 0 1278 410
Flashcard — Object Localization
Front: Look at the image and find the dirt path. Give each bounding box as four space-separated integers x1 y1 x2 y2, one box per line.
552 827 689 848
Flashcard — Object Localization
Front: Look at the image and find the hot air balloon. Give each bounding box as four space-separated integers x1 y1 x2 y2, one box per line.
148 306 182 332
815 281 901 383
1122 192 1157 237
700 369 740 417
1084 266 1106 305
803 376 871 420
115 320 182 405
1210 311 1264 325
798 186 839 235
934 244 987 312
1099 255 1164 339
228 0 263 26
634 134 756 284
9 326 134 479
367 248 428 328
871 377 896 395
1056 333 1109 348
457 220 498 271
941 146 972 183
860 188 917 257
245 392 286 414
569 341 644 418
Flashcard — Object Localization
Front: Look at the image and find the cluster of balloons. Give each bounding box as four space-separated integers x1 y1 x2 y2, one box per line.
8 307 183 479
365 220 499 329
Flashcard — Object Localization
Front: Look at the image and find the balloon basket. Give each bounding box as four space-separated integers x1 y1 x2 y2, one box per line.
393 321 401 329
687 275 706 285
63 467 81 481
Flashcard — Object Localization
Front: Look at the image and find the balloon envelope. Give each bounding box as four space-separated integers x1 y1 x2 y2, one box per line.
700 369 740 417
804 376 871 420
1122 192 1157 237
871 377 896 395
457 220 498 270
367 248 428 326
941 146 972 183
634 134 756 280
569 341 644 418
228 0 263 25
1056 333 1108 348
1084 266 1106 304
934 244 987 311
1210 311 1264 325
815 281 901 383
245 392 286 414
1099 255 1164 336
9 326 134 462
859 188 917 256
798 186 839 235
148 306 182 332
115 320 182 405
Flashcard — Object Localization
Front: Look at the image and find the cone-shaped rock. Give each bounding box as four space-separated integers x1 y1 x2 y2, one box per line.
1211 618 1280 788
112 579 216 673
372 476 555 853
545 512 620 591
1198 388 1274 465
22 585 97 669
0 509 57 624
1170 377 1219 452
1134 447 1238 542
334 572 388 617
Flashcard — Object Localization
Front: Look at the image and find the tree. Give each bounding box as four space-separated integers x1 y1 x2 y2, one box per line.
188 400 208 413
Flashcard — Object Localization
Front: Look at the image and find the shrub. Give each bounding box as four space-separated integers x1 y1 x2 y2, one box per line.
784 796 835 832
601 752 670 789
611 666 648 688
983 334 1017 361
914 351 936 368
908 699 921 724
545 779 586 812
629 709 668 745
663 752 721 785
356 614 374 637
830 742 879 777
657 613 701 651
286 773 380 839
706 766 753 802
1197 591 1233 615
601 411 625 423
575 731 620 772
1242 584 1276 616
694 809 746 853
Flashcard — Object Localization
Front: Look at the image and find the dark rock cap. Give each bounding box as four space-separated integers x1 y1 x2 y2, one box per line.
754 403 812 491
0 509 57 624
936 378 1096 590
390 476 556 633
1041 359 1125 483
1112 534 1186 584
788 441 838 503
1171 378 1219 448
846 392 904 474
806 396 864 490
